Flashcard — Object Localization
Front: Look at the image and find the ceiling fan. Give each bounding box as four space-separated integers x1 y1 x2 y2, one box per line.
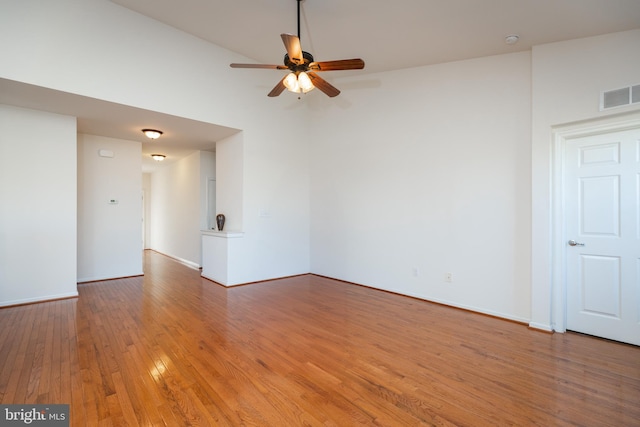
230 0 365 98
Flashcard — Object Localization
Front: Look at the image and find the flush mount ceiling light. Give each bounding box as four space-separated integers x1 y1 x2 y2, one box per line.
142 129 163 139
151 154 166 161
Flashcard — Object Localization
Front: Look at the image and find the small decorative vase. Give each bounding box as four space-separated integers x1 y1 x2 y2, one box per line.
216 214 225 231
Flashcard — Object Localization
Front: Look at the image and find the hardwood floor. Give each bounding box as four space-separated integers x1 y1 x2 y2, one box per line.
1 251 639 426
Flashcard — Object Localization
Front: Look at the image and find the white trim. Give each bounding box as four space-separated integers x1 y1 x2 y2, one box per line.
550 130 567 332
201 272 244 287
200 230 244 238
402 292 530 325
153 251 201 270
550 110 640 333
0 291 79 308
77 271 144 283
528 322 554 332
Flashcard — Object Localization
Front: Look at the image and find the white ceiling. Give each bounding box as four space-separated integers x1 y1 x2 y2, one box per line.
3 0 640 171
111 0 640 74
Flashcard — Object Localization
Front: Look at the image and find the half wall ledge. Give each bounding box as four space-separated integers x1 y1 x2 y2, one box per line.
201 230 245 286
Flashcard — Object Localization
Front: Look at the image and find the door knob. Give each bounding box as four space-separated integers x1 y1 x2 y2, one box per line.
568 240 585 246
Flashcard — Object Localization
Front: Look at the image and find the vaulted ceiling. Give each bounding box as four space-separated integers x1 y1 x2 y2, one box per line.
3 1 640 171
112 0 640 74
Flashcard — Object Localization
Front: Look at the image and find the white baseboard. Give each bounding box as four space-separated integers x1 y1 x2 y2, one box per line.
151 250 200 270
407 293 531 324
77 271 144 283
201 272 226 286
0 291 79 308
528 322 554 332
312 274 533 325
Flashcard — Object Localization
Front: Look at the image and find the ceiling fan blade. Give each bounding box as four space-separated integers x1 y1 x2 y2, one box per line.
230 63 288 70
267 77 287 97
307 72 340 97
281 33 303 64
309 59 365 72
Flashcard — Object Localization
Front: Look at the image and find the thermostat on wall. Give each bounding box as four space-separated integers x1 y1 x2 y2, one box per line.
99 149 114 158
109 199 119 204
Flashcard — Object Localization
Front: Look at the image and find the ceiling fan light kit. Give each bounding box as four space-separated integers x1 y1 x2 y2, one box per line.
230 0 364 98
284 71 314 93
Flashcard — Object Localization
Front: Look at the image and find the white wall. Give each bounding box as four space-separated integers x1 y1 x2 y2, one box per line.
309 52 532 322
142 173 151 249
215 124 312 284
77 134 142 282
530 29 640 330
0 0 241 129
0 105 78 306
150 151 204 267
216 133 244 232
232 122 312 284
199 150 216 232
1 0 311 284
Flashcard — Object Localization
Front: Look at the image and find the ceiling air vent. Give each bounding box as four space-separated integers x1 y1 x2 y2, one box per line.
601 84 640 110
632 85 640 104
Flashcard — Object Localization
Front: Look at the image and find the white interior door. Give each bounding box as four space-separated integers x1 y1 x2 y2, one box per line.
565 128 640 346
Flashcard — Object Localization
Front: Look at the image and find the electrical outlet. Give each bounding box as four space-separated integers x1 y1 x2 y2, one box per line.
445 272 453 282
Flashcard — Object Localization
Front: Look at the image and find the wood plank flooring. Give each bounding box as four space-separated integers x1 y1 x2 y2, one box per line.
1 250 639 426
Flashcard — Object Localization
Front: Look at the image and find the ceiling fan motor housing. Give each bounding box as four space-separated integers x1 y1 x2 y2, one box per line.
284 51 315 72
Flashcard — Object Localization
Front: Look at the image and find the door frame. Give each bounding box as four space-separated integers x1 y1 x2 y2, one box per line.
550 111 640 333
206 177 216 230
